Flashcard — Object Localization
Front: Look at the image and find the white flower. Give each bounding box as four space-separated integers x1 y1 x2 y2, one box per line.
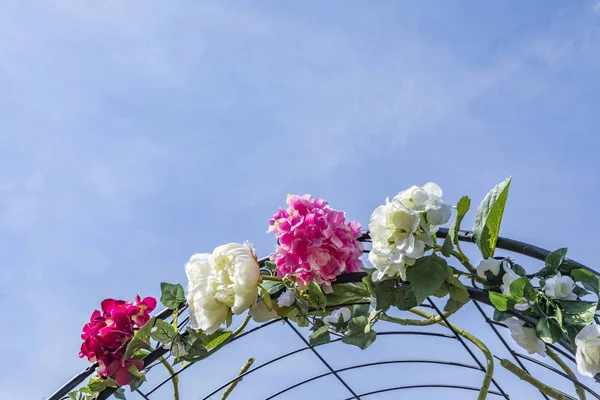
185 242 261 334
504 318 546 357
575 324 600 377
544 273 577 300
394 182 451 227
501 264 532 311
323 308 351 325
249 300 278 323
368 198 424 281
476 258 507 280
277 289 296 307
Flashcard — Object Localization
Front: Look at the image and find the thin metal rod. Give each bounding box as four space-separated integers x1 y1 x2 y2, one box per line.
342 384 504 400
202 331 459 399
472 301 550 400
284 319 362 399
427 298 511 399
266 359 482 399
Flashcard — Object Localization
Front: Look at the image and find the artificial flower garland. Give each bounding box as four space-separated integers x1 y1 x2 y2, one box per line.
68 177 600 400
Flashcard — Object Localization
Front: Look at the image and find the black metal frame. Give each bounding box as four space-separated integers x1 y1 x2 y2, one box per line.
48 228 600 400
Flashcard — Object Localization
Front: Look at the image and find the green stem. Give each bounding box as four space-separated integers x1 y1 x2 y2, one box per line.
500 359 570 400
221 358 255 400
172 309 179 330
158 356 179 400
546 346 586 400
451 249 478 275
386 308 493 400
380 308 459 326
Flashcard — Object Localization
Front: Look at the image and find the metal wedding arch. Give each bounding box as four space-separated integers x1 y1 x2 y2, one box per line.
48 229 600 400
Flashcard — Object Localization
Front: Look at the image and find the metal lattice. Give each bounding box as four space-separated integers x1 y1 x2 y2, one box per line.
48 228 600 400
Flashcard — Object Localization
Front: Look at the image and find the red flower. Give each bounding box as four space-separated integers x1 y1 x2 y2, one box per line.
79 295 156 385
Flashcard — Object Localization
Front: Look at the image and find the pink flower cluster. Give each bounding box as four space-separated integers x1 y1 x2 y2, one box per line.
79 295 157 386
268 194 364 292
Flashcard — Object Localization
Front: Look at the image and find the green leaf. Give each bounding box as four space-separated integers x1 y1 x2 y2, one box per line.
441 235 454 257
536 317 562 343
546 248 568 270
127 364 146 382
571 269 600 295
510 263 527 277
84 378 117 393
262 261 277 275
489 292 516 312
406 255 449 304
114 388 127 400
150 319 177 345
493 309 512 322
444 298 468 313
393 286 419 310
68 392 87 400
446 276 470 303
285 299 310 327
129 377 144 392
326 282 370 306
371 279 418 311
560 260 583 275
307 281 328 310
309 325 331 346
538 248 568 277
473 177 511 259
434 283 450 298
201 329 233 350
261 280 285 295
509 277 537 301
341 316 377 350
573 286 590 298
443 196 471 257
160 282 186 310
351 303 370 318
124 317 155 360
557 300 597 326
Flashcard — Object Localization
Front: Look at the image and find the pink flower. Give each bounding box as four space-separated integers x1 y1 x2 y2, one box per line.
79 295 156 385
268 194 364 292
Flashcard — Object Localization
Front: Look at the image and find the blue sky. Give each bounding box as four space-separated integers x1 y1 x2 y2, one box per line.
2 1 600 399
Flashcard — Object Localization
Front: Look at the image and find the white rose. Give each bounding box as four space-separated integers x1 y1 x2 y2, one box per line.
277 289 296 307
249 300 278 323
476 258 507 280
501 264 532 311
323 308 351 325
544 273 576 300
575 324 600 377
185 242 261 334
504 318 546 357
393 182 451 226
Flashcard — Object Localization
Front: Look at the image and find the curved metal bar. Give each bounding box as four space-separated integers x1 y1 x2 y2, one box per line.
515 354 600 399
342 384 504 399
200 331 458 399
265 360 482 400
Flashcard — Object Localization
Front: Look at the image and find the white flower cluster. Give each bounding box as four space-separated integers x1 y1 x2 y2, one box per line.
368 183 451 281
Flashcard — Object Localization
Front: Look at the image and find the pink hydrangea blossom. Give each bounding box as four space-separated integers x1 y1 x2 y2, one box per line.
79 295 156 386
268 194 364 292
